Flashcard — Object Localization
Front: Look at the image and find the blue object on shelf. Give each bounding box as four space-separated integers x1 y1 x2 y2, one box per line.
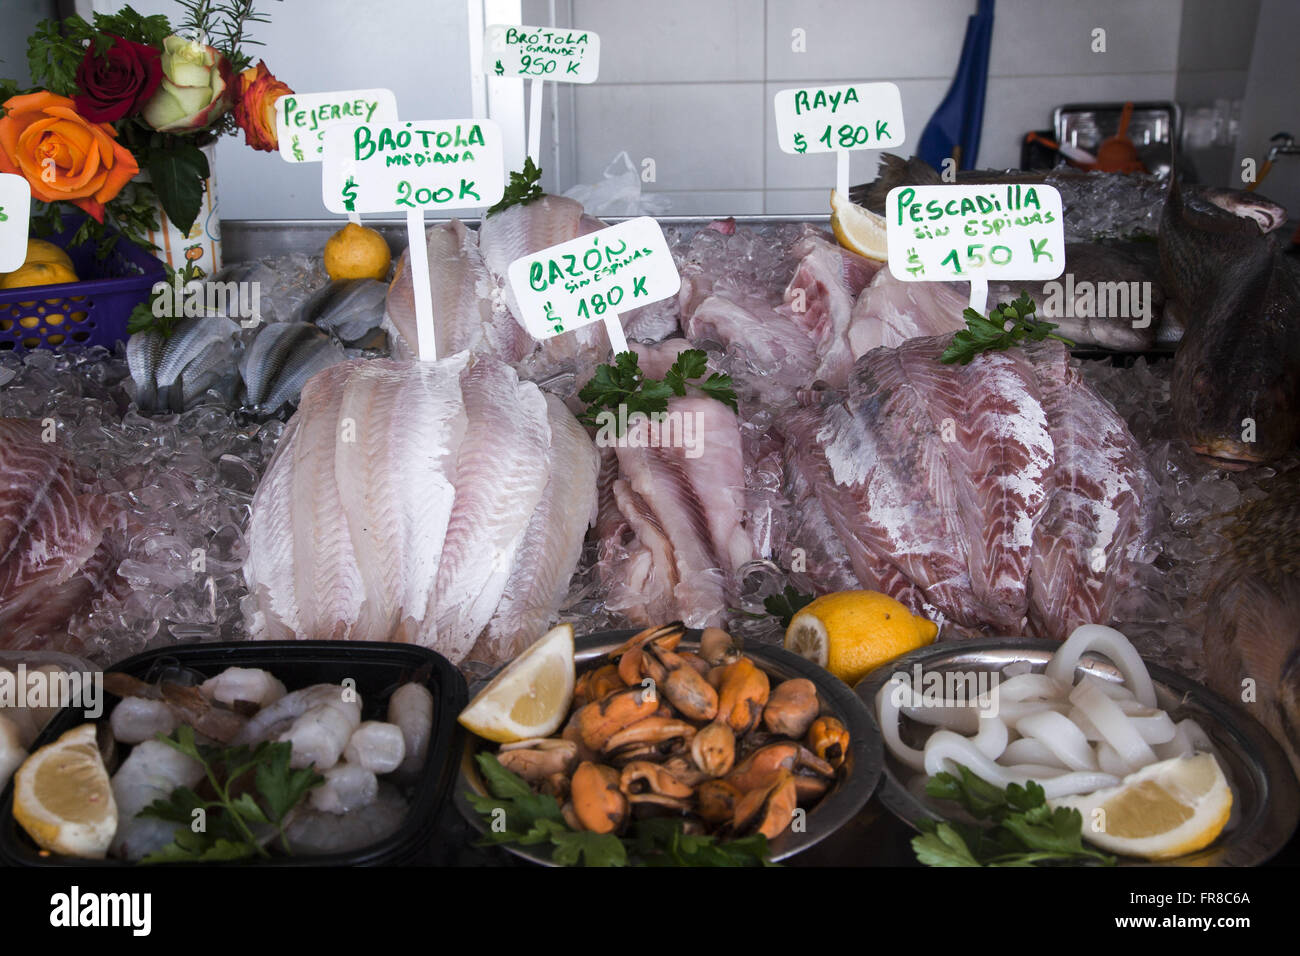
918 0 995 172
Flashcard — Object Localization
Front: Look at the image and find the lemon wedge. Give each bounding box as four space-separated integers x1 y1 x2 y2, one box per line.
1051 753 1232 860
458 624 575 743
13 724 117 859
830 189 888 262
786 590 938 686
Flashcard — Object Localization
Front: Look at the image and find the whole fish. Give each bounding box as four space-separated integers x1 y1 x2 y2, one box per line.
126 330 164 410
855 153 1171 241
240 321 316 407
1159 180 1300 467
149 316 240 413
300 279 388 345
1202 469 1300 781
260 328 346 413
988 241 1166 351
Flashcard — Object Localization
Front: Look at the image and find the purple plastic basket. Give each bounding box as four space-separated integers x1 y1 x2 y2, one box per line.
0 215 165 352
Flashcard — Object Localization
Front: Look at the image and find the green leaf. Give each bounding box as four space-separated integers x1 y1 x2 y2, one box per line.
255 742 323 824
912 821 981 867
664 348 709 395
475 752 535 803
146 144 211 238
136 786 209 826
228 792 270 826
487 157 545 217
198 838 260 862
550 830 627 867
763 585 814 629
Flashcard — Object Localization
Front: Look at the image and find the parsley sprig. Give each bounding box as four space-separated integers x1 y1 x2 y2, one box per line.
940 293 1075 365
912 764 1115 867
136 725 324 864
468 753 774 867
763 585 815 628
486 157 545 217
578 349 738 431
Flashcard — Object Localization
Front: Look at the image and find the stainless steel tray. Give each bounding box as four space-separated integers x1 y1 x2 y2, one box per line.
856 638 1299 867
455 630 881 865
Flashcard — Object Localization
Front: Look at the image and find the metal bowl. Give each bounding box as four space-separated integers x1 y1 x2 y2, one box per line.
856 638 1300 867
455 630 882 864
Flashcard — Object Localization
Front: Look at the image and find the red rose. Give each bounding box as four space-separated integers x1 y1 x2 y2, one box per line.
73 35 163 123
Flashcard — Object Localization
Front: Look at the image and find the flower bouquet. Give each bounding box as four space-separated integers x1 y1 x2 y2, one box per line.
0 0 292 260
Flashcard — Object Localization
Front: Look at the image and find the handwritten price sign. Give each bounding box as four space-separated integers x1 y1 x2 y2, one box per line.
321 119 504 214
484 25 600 83
0 174 32 272
276 89 398 163
773 82 905 155
885 184 1066 282
507 217 679 341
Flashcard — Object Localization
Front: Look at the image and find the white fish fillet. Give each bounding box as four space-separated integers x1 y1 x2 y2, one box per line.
476 393 599 662
245 354 596 665
385 220 530 363
847 269 969 356
435 360 552 661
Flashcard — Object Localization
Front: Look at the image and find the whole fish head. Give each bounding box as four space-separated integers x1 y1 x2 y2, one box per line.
1172 321 1300 468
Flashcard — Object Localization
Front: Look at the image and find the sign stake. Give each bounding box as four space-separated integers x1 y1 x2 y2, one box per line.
527 77 544 165
968 276 988 317
406 208 437 361
603 312 629 356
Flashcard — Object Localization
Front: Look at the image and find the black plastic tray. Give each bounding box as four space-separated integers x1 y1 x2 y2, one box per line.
0 641 467 867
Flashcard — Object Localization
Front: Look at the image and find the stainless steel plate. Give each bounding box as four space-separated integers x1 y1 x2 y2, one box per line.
455 630 882 865
856 639 1299 867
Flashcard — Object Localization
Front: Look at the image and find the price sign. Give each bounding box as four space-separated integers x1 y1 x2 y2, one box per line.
320 119 505 214
507 217 679 354
276 89 398 163
0 174 31 272
885 184 1066 282
773 82 905 156
483 25 600 83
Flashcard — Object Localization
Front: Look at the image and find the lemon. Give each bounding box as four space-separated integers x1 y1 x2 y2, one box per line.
830 189 888 262
785 589 938 685
23 239 74 272
0 261 78 290
13 724 117 859
458 624 576 743
324 222 391 281
1051 753 1232 860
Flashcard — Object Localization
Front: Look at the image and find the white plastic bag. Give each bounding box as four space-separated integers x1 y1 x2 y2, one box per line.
563 151 671 217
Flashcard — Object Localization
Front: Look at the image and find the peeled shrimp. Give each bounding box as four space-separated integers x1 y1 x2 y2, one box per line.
344 721 406 774
285 783 409 856
234 684 361 770
200 667 286 710
0 714 27 792
387 683 433 775
110 740 204 861
309 763 378 814
110 697 179 745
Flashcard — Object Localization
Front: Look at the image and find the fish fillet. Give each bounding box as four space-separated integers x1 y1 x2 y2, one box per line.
0 420 119 649
846 269 969 356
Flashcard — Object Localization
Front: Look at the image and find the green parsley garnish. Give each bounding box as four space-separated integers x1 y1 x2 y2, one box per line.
486 157 545 217
912 764 1115 867
468 753 774 867
136 725 324 864
940 292 1075 365
763 585 815 629
578 348 738 431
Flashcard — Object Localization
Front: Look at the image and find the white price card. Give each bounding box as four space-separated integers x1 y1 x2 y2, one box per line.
321 119 505 214
885 184 1065 282
277 89 398 163
483 25 600 83
0 174 31 272
773 82 905 155
507 217 679 341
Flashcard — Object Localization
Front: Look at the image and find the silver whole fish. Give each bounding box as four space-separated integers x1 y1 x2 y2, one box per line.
240 321 317 407
300 279 388 345
260 328 347 413
126 330 164 410
152 316 240 413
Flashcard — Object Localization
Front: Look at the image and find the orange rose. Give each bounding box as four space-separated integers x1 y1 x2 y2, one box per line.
233 61 293 152
0 91 139 223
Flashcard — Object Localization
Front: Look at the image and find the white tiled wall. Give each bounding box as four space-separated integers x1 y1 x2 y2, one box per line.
79 0 1263 219
559 0 1188 215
